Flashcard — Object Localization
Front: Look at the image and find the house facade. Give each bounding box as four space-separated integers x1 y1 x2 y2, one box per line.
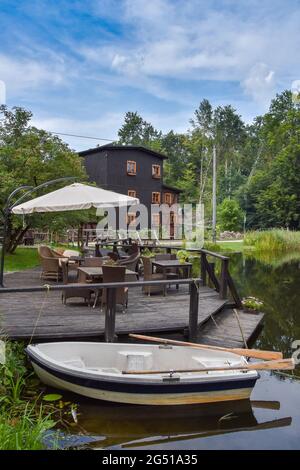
79 145 181 237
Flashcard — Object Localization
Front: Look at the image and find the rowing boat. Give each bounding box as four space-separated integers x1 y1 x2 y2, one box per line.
26 341 259 405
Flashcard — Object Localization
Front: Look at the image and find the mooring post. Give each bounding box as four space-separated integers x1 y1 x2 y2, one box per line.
200 252 207 286
188 281 199 341
104 287 117 342
220 258 228 299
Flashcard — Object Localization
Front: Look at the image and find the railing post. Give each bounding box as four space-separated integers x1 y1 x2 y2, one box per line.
200 252 207 286
220 258 228 299
189 280 199 341
104 287 117 342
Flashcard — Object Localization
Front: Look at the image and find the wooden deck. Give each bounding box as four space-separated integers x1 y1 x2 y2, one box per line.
0 268 264 347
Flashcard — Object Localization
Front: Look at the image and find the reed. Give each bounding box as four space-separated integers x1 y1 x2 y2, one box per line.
244 230 300 252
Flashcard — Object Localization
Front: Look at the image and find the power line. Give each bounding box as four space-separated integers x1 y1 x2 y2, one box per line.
48 131 115 142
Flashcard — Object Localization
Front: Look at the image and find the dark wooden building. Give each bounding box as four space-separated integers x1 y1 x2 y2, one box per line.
79 145 181 235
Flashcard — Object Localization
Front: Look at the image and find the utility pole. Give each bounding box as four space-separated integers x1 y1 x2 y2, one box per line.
212 145 217 244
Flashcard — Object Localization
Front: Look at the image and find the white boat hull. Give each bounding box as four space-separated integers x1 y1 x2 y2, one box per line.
32 363 253 405
26 342 258 406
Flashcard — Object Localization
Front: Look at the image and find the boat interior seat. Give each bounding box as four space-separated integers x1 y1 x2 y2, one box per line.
192 356 243 369
117 351 153 372
63 357 86 369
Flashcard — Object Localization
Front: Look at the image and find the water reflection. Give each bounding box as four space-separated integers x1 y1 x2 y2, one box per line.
68 398 291 449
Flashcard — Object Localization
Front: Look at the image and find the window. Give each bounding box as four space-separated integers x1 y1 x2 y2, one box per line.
152 192 161 204
152 213 160 226
127 160 136 175
128 189 137 198
152 164 161 179
164 192 172 205
127 212 136 225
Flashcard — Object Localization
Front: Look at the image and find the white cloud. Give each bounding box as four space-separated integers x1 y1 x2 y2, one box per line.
242 63 276 108
86 0 300 96
0 54 66 95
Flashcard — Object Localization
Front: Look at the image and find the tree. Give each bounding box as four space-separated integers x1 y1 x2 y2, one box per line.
0 105 87 252
218 198 244 232
117 111 162 149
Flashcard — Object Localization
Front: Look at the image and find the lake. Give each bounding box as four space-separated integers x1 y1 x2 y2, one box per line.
57 251 300 450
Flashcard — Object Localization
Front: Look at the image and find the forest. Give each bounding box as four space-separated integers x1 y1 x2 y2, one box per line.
117 90 300 232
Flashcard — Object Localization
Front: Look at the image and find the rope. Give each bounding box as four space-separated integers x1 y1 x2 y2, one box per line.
29 284 51 345
233 308 248 348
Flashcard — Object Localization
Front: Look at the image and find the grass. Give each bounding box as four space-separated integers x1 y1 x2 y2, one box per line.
3 247 39 272
0 340 79 450
0 340 57 450
244 229 300 252
0 406 55 450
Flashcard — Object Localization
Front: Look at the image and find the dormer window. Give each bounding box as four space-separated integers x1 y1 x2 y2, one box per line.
152 164 161 179
127 160 136 175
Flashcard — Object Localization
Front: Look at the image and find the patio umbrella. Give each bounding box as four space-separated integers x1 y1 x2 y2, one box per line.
12 183 139 214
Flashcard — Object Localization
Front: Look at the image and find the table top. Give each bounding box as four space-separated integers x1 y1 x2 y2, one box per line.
78 267 137 276
152 260 192 268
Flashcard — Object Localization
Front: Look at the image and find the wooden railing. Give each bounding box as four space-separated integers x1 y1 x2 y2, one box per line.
199 249 242 308
0 278 202 343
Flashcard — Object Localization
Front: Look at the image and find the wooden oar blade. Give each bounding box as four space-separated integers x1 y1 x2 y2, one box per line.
248 358 295 371
232 348 283 360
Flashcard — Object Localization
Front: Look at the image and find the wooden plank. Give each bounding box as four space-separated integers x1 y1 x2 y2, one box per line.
0 268 264 348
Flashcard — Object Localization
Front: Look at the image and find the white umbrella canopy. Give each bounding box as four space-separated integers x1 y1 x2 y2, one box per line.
12 183 139 214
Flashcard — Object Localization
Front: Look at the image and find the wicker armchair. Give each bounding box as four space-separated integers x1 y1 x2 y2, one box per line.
141 256 165 296
38 245 66 281
61 260 94 305
100 265 128 313
119 245 140 275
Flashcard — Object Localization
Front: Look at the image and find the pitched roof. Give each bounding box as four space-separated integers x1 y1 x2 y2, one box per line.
78 144 168 160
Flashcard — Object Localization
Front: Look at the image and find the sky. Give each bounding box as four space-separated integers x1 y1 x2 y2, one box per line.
0 0 299 151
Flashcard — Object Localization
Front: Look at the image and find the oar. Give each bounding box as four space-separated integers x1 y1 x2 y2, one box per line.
122 358 295 375
129 333 283 361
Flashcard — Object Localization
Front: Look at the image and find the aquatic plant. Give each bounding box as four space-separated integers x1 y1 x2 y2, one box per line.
244 229 300 252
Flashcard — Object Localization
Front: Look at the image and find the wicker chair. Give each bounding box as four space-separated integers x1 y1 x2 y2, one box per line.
119 245 140 275
141 256 165 296
100 265 128 313
61 260 93 305
38 245 66 281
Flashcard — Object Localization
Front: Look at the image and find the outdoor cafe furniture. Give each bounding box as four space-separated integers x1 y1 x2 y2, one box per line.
119 244 140 275
61 260 94 306
38 245 67 281
141 256 165 296
100 265 128 313
77 266 138 283
151 259 193 292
